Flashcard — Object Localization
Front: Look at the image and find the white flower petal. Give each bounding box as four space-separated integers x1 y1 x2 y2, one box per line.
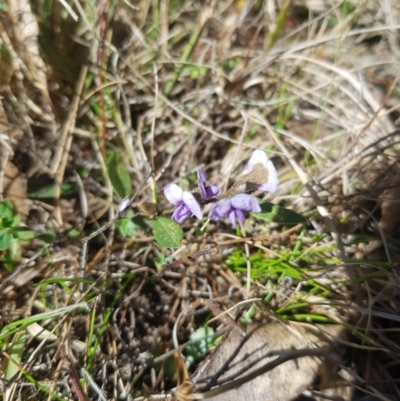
247 149 268 172
182 191 202 219
164 184 183 206
117 196 131 214
261 159 279 192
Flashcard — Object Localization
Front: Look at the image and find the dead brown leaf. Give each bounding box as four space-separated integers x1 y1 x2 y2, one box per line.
187 321 345 401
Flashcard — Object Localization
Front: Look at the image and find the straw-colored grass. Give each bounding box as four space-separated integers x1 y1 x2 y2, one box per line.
1 0 400 400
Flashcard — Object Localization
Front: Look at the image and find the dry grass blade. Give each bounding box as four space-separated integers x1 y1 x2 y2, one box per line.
1 1 400 400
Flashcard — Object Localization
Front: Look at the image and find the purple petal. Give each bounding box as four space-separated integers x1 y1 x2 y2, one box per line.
182 191 202 219
235 209 246 227
247 149 268 172
205 185 220 198
255 160 279 192
231 194 261 212
171 204 191 223
209 199 232 220
197 170 207 200
229 210 237 227
164 184 183 206
197 168 207 185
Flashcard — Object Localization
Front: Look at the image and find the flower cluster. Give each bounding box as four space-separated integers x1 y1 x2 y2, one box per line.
164 149 279 227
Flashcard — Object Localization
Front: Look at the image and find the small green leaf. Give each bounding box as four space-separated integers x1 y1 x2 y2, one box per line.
154 253 174 270
106 152 132 199
115 218 137 237
0 230 12 250
67 228 81 239
0 199 14 224
251 201 306 225
5 331 26 380
12 228 35 240
185 327 215 368
153 217 183 248
8 237 21 261
10 212 20 227
28 183 76 199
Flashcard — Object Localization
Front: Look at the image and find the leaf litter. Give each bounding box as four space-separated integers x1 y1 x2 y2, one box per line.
0 1 400 401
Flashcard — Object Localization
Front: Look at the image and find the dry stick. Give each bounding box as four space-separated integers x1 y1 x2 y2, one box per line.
71 0 91 30
57 0 78 21
81 169 152 242
206 298 262 326
150 63 159 173
145 63 159 205
51 65 88 227
160 0 169 56
159 247 216 274
60 346 90 401
81 368 108 401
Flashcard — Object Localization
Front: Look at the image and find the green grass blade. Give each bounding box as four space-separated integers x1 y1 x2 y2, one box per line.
0 303 90 342
5 331 26 380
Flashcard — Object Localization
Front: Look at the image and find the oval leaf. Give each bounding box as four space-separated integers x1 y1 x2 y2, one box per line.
0 199 14 224
153 217 183 248
106 152 132 199
251 201 306 225
0 230 12 250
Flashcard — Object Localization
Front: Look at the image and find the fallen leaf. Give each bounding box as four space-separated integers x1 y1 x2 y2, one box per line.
187 320 345 401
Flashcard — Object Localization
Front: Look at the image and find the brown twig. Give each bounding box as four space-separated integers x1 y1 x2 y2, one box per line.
60 346 90 401
159 247 217 275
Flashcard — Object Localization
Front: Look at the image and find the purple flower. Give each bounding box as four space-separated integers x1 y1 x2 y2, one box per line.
247 149 279 192
197 168 220 201
164 183 202 223
209 194 261 227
